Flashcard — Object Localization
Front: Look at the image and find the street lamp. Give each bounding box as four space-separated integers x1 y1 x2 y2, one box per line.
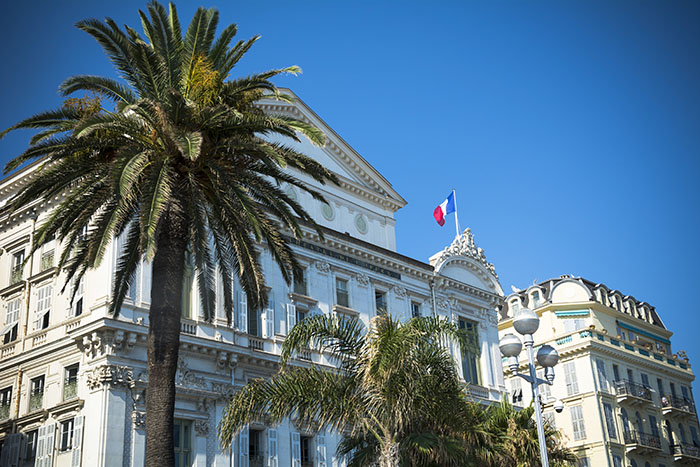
499 308 559 467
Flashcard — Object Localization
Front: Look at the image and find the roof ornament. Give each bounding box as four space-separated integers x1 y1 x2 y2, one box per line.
434 228 497 278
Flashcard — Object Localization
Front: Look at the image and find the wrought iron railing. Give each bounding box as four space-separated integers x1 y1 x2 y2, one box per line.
615 380 652 401
661 394 696 413
10 266 22 284
673 443 700 459
29 392 43 411
40 251 54 271
63 381 78 400
623 430 661 449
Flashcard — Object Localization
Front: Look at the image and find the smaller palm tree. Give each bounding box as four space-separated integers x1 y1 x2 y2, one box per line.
483 399 578 467
218 314 476 467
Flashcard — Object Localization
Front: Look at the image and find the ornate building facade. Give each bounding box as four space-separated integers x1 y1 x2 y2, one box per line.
499 276 699 467
0 91 506 467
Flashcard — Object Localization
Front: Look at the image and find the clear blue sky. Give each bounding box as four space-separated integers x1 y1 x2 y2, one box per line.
2 1 699 381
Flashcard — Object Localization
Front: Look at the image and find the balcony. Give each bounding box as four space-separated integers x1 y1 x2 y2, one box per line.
615 380 653 405
29 392 43 412
248 336 265 351
672 443 700 462
180 319 197 336
623 430 662 455
661 395 697 419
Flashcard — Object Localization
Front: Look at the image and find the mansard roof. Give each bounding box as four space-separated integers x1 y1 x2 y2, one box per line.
504 275 666 329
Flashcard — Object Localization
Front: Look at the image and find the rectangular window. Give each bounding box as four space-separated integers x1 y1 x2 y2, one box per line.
296 307 308 324
641 373 650 388
531 291 541 307
335 278 349 308
40 238 55 271
603 403 617 439
411 301 421 318
616 326 626 341
657 378 664 397
612 364 620 382
64 364 79 400
3 298 20 344
682 386 691 400
570 405 586 440
72 278 84 317
249 429 263 463
564 318 586 333
564 361 579 395
671 382 677 398
25 429 38 461
543 411 556 429
174 419 192 467
10 250 24 283
0 386 11 419
649 415 659 438
248 307 260 337
612 455 622 467
626 369 634 384
690 426 699 444
29 376 44 411
458 318 480 385
375 291 387 315
59 418 75 451
35 284 53 330
578 458 590 467
300 435 312 466
596 359 609 392
510 377 523 406
293 269 307 296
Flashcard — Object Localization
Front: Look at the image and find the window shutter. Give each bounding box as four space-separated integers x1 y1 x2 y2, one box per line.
290 432 301 467
596 359 609 391
44 423 55 467
263 307 274 339
267 428 278 467
71 415 84 467
316 434 327 467
286 304 296 335
238 292 248 334
239 426 249 467
0 432 21 466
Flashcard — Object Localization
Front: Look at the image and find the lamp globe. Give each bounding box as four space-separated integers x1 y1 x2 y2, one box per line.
499 333 523 357
513 308 540 335
536 344 559 368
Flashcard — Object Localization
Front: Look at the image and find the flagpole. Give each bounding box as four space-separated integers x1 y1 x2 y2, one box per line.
452 189 461 237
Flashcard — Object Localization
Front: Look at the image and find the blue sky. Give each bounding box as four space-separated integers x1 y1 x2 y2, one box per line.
1 1 699 382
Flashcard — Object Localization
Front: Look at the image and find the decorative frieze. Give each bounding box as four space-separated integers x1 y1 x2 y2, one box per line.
211 382 235 400
86 365 134 390
132 411 145 428
175 358 207 390
315 261 330 273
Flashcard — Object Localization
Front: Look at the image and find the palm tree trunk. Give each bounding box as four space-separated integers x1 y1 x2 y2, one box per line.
145 209 188 467
379 437 400 467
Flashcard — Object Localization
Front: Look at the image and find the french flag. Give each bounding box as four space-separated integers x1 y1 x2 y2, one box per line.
433 192 456 226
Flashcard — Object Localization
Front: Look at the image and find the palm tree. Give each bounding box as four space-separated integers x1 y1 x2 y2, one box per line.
218 313 479 467
482 399 578 467
0 2 336 465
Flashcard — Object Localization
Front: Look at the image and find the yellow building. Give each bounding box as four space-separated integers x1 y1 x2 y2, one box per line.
499 275 699 467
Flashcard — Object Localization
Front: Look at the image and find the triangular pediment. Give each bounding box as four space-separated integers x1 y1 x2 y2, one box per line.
259 90 406 212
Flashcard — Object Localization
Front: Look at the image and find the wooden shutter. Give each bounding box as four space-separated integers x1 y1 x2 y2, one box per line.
238 292 248 334
44 423 55 467
35 425 46 466
0 433 21 466
267 428 278 467
290 432 301 467
239 426 249 467
316 434 327 467
71 415 84 467
286 304 296 335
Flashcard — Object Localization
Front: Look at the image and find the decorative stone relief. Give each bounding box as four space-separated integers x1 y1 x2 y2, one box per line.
392 286 407 299
356 273 370 287
216 351 228 369
194 420 209 436
315 261 330 274
175 358 207 390
437 298 451 310
354 214 368 235
132 411 145 428
86 365 134 390
434 228 498 278
81 332 103 358
212 382 235 400
487 313 499 326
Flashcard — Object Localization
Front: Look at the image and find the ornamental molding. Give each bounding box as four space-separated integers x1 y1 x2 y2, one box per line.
392 286 407 299
211 382 235 400
356 273 370 287
434 228 498 279
132 411 145 428
176 358 208 390
315 261 331 273
437 298 451 310
194 420 209 436
86 364 134 390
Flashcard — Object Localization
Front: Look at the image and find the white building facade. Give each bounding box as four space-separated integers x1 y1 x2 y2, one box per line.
499 276 699 467
0 91 506 467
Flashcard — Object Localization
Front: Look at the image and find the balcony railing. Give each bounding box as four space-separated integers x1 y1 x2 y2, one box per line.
615 380 652 402
10 267 22 284
0 403 9 419
29 392 43 411
248 337 264 351
63 381 78 400
673 443 700 459
623 430 661 450
40 251 54 271
661 395 696 414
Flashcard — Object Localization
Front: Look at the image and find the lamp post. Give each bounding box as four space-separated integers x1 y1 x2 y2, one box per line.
499 308 559 467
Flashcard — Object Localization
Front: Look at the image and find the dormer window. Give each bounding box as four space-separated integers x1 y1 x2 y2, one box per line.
510 299 521 314
531 290 542 307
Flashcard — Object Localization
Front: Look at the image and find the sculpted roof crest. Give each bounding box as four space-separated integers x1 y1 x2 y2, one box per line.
434 228 497 278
